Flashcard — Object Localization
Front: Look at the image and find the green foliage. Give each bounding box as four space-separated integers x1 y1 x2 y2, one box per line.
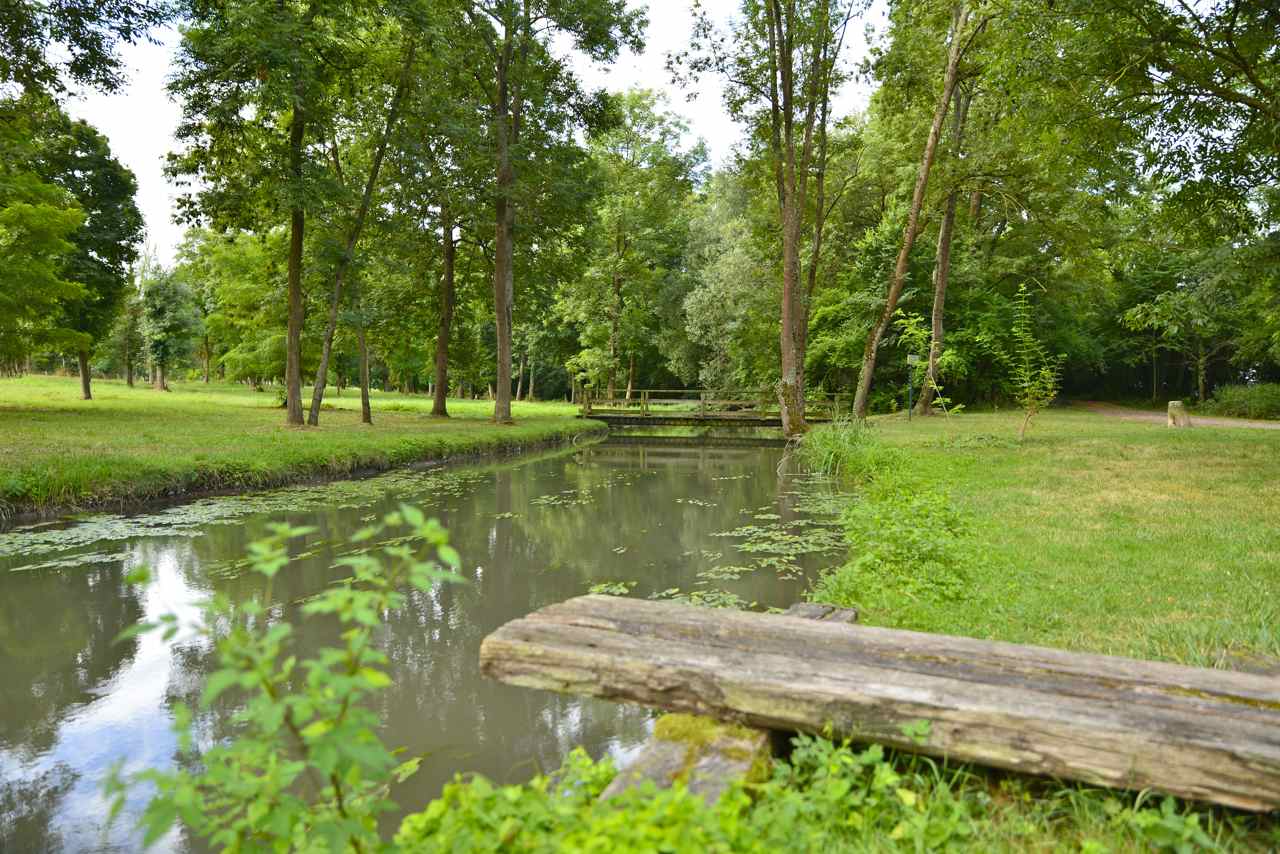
1201 384 1280 421
0 0 167 93
396 730 1257 852
795 419 903 481
801 423 970 618
108 505 463 850
142 264 200 381
0 96 86 367
1007 285 1063 440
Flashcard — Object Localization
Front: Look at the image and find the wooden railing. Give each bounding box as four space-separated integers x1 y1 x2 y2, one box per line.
580 388 847 420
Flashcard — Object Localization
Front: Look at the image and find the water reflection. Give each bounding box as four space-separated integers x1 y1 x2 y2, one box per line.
0 441 840 852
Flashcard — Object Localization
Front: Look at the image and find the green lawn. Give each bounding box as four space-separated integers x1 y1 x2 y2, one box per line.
0 375 595 518
815 410 1280 665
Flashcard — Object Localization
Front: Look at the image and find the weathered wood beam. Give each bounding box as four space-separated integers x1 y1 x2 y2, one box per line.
600 603 857 805
480 595 1280 812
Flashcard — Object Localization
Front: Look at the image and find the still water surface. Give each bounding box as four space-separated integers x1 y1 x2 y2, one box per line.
0 440 844 852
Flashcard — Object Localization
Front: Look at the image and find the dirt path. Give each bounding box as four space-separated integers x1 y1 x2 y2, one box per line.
1076 401 1280 431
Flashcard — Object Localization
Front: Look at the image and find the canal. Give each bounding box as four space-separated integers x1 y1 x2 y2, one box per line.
0 439 846 852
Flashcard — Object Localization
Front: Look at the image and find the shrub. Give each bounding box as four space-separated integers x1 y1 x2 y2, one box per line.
796 420 904 481
1201 383 1280 420
108 505 463 851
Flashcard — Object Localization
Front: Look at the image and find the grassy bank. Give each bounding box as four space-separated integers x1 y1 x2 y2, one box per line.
0 375 599 519
778 409 1279 849
801 410 1280 665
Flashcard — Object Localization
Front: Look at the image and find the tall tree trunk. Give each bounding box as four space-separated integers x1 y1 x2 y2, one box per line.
154 361 167 392
606 269 622 400
853 3 974 419
307 41 415 426
353 279 372 424
515 352 525 401
358 322 372 424
1151 351 1158 402
125 341 134 387
625 353 635 402
284 95 306 426
432 206 456 418
526 351 535 401
914 190 958 416
491 61 516 425
202 335 211 383
916 89 971 416
78 349 92 400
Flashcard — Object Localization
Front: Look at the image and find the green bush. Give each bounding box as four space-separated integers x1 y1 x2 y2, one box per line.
796 420 904 481
397 734 1244 852
801 423 971 615
109 505 463 851
1201 383 1280 420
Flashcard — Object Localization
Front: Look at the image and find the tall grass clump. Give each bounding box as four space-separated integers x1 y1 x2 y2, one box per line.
1201 383 1280 420
799 422 970 622
796 419 903 481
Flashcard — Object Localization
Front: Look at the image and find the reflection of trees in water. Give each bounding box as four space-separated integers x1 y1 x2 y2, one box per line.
0 560 144 753
0 763 78 853
0 557 143 852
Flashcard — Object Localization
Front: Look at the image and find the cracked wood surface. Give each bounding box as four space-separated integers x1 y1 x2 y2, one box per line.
480 595 1280 812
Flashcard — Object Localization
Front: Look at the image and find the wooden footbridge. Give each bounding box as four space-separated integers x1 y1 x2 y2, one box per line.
482 596 1280 811
578 388 845 428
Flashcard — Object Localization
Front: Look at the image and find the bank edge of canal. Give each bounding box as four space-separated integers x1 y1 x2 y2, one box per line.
1 417 609 528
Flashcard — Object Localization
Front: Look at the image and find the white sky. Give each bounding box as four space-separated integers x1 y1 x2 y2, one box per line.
65 2 885 266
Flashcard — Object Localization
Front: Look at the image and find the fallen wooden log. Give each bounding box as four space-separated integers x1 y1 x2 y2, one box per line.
480 595 1280 812
600 602 857 804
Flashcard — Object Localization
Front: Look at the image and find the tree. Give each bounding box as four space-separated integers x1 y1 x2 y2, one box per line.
143 266 199 391
460 0 645 423
1123 256 1247 403
167 0 376 424
0 0 167 93
1073 0 1279 212
33 102 144 399
306 26 422 426
102 284 146 386
853 1 986 418
684 0 857 435
561 90 704 398
0 96 85 372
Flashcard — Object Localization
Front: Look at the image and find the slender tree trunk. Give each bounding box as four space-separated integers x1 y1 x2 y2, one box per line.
625 353 635 402
307 42 415 426
202 335 210 383
917 90 971 416
1197 350 1207 403
915 190 958 416
853 3 974 419
284 96 306 426
125 344 134 387
154 361 167 392
526 351 535 401
432 206 456 418
491 64 516 425
1152 351 1158 402
358 323 372 424
779 177 807 435
606 268 623 400
515 352 525 401
78 350 92 400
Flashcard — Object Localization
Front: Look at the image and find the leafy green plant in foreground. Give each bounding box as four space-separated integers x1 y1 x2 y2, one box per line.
107 505 462 851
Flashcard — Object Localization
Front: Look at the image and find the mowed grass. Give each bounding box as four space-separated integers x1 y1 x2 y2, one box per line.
851 409 1280 664
0 375 596 518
